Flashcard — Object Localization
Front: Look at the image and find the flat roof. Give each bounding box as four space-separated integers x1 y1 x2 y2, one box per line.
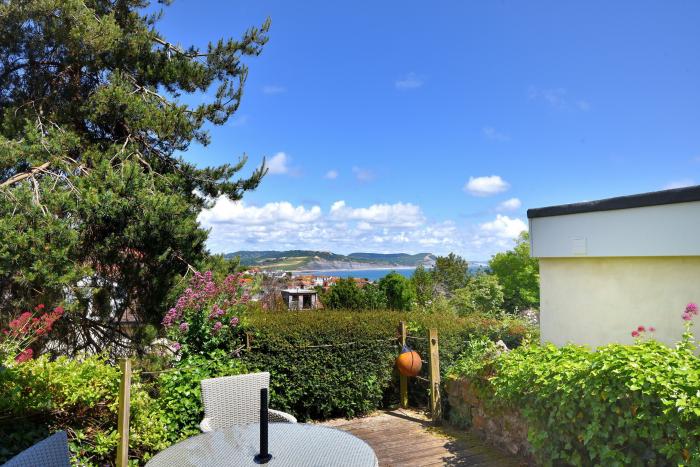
527 185 700 219
281 288 317 294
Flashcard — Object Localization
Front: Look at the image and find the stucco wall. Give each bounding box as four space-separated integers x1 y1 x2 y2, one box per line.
540 257 700 347
529 200 700 258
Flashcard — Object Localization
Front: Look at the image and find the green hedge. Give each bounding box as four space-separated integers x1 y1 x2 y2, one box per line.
0 311 533 463
242 310 533 421
449 341 700 466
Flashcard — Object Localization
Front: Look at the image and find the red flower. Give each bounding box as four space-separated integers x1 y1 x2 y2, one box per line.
648 326 656 332
637 325 645 332
15 348 33 363
631 330 640 337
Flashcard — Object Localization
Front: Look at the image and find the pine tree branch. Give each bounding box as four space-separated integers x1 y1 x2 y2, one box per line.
0 162 50 188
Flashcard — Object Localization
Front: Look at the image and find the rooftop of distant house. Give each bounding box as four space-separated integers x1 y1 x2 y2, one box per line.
281 288 318 294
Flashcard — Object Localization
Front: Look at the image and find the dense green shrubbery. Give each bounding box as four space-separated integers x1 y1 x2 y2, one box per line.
0 352 249 465
0 354 169 465
0 310 532 463
242 310 533 421
449 339 700 465
155 351 247 443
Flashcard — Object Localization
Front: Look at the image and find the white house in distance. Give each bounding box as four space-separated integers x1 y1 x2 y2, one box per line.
528 185 700 348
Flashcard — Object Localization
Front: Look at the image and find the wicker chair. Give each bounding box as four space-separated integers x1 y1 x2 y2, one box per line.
199 372 297 432
3 431 70 467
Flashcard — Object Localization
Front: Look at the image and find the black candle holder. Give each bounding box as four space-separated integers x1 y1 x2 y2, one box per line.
254 387 272 464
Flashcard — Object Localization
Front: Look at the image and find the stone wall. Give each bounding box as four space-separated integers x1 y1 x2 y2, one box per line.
445 377 533 461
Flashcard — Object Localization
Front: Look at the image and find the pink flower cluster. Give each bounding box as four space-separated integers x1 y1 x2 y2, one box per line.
162 271 248 329
682 302 698 321
631 324 655 338
162 271 250 351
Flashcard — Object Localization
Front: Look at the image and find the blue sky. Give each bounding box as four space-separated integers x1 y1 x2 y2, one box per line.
154 1 700 260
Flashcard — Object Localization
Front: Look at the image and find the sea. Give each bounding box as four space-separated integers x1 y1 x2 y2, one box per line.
297 268 415 281
296 264 488 281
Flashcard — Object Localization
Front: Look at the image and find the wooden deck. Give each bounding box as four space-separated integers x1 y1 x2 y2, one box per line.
322 409 523 467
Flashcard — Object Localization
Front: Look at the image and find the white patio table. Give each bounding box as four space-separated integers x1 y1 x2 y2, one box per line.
146 423 378 467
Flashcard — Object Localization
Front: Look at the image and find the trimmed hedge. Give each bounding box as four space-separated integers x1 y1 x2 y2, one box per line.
242 310 533 421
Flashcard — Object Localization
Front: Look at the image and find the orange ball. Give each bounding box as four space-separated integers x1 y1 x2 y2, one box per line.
396 349 422 377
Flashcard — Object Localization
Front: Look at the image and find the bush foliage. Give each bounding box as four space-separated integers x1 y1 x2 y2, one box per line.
155 351 248 443
0 309 532 464
242 310 533 421
449 338 700 465
0 354 169 465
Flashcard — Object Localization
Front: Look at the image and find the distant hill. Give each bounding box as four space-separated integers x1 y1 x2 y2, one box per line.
225 250 437 271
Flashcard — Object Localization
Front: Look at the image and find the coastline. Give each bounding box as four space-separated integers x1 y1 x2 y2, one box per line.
293 266 420 273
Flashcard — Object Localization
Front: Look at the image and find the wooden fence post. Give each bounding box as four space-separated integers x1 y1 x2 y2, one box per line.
116 358 132 467
428 328 442 424
399 321 408 409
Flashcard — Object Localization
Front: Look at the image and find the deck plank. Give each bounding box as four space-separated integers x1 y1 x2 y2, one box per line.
320 409 523 467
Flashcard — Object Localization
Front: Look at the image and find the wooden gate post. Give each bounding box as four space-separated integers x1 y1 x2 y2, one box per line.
399 321 408 409
117 358 132 467
428 328 442 424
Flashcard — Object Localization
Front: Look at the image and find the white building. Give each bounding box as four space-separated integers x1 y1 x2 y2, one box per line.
528 185 700 348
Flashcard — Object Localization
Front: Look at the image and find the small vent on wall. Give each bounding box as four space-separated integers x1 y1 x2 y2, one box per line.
571 237 587 256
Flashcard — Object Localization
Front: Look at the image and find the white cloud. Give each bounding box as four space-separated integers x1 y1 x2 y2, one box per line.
482 126 510 141
352 166 375 182
395 72 423 90
468 215 528 252
198 198 322 225
663 179 695 190
464 175 510 197
267 152 290 175
199 198 528 260
329 200 424 227
479 215 527 239
497 198 522 211
262 85 286 94
324 170 339 180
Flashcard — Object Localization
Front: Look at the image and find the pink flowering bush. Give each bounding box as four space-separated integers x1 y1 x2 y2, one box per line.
0 304 64 363
163 271 251 356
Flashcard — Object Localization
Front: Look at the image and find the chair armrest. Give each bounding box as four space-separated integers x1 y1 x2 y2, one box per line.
200 417 214 432
268 409 297 423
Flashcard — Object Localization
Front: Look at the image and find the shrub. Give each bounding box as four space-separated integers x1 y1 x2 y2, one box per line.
0 354 168 465
241 310 533 421
491 342 700 465
447 337 502 381
450 274 505 315
320 277 365 310
378 272 415 310
162 271 250 356
155 350 247 443
449 305 700 465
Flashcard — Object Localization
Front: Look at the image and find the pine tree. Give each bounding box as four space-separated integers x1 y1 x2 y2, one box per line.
0 0 270 354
